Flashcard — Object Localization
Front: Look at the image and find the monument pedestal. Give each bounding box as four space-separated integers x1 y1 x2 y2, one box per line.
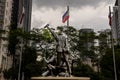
31 77 90 80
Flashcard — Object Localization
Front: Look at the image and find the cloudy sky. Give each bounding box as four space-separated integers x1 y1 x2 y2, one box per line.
31 0 115 32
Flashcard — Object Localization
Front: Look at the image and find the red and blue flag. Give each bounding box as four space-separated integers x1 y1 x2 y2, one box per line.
62 8 69 23
108 11 112 27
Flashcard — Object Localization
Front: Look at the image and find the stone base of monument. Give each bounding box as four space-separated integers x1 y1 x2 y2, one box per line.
31 77 90 80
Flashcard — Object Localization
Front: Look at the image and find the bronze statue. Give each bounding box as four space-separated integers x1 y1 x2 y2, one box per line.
43 24 72 77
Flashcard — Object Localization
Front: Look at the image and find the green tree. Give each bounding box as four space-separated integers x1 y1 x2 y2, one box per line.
100 46 120 80
29 27 56 76
78 30 96 61
42 28 53 42
73 62 99 80
7 28 43 79
22 46 38 79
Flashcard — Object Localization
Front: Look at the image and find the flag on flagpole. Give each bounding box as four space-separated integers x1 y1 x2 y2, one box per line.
19 7 25 24
62 8 69 23
108 10 112 26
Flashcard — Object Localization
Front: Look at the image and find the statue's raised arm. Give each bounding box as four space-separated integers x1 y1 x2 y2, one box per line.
44 24 58 41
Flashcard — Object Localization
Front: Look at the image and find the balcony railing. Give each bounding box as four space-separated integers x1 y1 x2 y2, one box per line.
0 3 5 7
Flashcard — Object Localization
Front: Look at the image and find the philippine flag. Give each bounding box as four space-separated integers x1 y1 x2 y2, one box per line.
19 7 25 24
108 11 112 27
62 8 69 23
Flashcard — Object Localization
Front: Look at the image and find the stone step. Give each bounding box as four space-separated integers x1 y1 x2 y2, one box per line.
31 77 90 80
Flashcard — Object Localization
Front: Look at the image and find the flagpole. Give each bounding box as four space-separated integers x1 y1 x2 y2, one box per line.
109 6 117 80
67 6 69 27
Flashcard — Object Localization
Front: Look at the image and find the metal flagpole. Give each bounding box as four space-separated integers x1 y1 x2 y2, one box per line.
67 6 69 27
109 6 117 80
18 38 23 80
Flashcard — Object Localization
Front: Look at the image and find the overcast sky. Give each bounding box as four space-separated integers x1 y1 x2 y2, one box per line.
31 0 115 32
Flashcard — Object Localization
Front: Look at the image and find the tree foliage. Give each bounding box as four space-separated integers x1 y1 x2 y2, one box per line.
7 26 118 80
100 46 120 80
21 46 42 80
73 62 99 80
6 28 44 79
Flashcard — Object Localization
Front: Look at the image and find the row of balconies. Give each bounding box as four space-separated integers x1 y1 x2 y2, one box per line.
0 3 5 7
0 7 5 15
0 5 5 9
0 19 3 24
0 0 5 15
0 0 6 3
0 20 3 30
0 11 4 16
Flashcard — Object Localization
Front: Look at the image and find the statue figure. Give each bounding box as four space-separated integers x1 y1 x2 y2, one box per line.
44 24 72 76
42 55 56 76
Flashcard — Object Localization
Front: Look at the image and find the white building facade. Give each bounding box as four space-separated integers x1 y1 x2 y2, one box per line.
112 6 119 45
112 0 120 45
0 0 13 79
